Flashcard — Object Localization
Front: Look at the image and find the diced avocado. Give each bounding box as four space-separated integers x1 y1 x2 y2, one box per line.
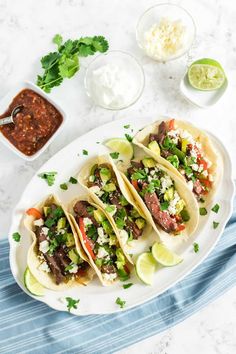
90 164 98 176
66 233 75 247
130 208 140 219
181 138 188 153
164 187 175 201
175 199 185 214
43 206 50 217
93 209 106 223
148 140 160 155
102 182 116 192
99 167 111 183
180 208 190 222
57 217 66 230
135 218 146 230
142 157 156 168
119 195 129 206
95 258 103 268
68 248 80 264
170 146 186 162
102 220 113 234
108 233 117 246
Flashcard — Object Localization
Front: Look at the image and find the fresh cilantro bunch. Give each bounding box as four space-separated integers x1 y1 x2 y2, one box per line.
37 34 109 93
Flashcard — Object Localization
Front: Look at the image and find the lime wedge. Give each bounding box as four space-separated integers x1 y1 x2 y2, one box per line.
135 252 156 285
24 267 45 296
188 58 226 90
152 242 183 267
105 138 134 160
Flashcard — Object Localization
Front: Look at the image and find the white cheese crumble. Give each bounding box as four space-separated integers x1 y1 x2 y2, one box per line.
102 272 117 281
191 164 199 171
106 205 117 217
187 180 194 191
97 247 109 259
119 229 129 245
83 217 93 227
167 191 180 215
97 227 109 245
34 218 44 227
167 129 179 144
89 185 104 197
39 240 49 254
41 227 49 236
160 175 173 194
38 261 50 273
150 170 156 176
69 263 79 274
208 174 214 182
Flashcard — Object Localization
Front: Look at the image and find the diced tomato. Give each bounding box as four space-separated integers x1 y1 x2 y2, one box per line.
79 217 96 260
177 224 185 232
132 180 140 192
199 178 212 188
174 215 182 222
77 268 87 277
26 208 42 219
124 264 130 274
168 119 175 130
198 158 208 171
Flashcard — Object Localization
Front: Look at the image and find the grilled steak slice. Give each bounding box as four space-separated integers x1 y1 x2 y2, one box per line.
149 133 159 142
126 219 142 239
157 121 167 145
35 226 65 284
161 150 172 158
131 161 143 169
101 264 117 274
73 201 90 217
109 191 123 209
144 192 178 233
54 246 71 273
193 180 204 197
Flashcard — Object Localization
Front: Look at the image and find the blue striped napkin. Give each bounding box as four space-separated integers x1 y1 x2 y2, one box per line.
0 196 235 354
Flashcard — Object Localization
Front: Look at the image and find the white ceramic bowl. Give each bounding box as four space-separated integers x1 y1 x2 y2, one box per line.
0 82 67 161
136 3 196 62
84 50 145 110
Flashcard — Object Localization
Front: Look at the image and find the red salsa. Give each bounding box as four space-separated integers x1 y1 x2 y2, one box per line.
0 89 63 156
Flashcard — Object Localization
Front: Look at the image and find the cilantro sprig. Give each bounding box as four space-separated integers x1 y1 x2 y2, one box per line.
37 34 109 93
65 297 80 312
38 172 57 186
115 297 126 308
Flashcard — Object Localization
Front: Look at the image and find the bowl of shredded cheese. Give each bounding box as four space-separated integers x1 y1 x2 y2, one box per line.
136 3 196 62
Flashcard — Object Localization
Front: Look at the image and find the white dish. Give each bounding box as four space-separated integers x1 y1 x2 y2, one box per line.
0 82 67 161
136 3 196 62
9 116 234 315
180 73 228 108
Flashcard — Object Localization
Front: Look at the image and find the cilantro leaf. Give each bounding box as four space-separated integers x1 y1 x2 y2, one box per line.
211 204 220 213
116 297 126 308
53 34 63 49
60 183 68 190
125 134 133 142
38 172 57 186
213 221 219 229
12 232 21 242
123 283 133 289
124 125 130 129
69 177 78 184
199 207 207 216
110 152 119 159
83 149 88 155
65 297 80 312
193 242 199 253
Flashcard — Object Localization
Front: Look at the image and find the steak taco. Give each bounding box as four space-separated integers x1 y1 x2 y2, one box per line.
133 118 220 203
68 197 131 285
120 157 199 239
78 155 152 263
25 195 94 291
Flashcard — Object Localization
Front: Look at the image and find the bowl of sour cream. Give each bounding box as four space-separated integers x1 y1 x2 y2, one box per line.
136 3 196 62
84 50 145 110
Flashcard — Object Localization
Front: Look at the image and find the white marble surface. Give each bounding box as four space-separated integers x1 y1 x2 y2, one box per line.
0 0 236 353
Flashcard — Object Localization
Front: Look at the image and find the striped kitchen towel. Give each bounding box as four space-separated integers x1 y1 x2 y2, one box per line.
0 196 235 354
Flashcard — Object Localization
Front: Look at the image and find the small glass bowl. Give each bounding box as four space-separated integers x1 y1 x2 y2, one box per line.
84 50 145 110
136 3 196 62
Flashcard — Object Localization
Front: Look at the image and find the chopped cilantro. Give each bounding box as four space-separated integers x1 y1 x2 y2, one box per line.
65 297 80 312
105 205 116 213
60 183 68 190
199 207 207 216
69 177 78 184
125 134 133 142
211 204 220 213
12 232 21 242
116 297 126 308
193 242 199 253
65 264 74 272
82 149 88 155
123 283 133 289
167 155 179 169
213 221 219 229
38 171 57 186
131 170 147 181
48 238 59 255
96 141 100 144
110 152 119 159
160 201 169 211
124 125 130 129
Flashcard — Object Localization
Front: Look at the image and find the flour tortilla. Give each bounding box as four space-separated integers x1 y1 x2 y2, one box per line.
24 194 94 291
133 118 221 205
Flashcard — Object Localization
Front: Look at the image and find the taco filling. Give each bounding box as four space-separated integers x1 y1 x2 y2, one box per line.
87 163 146 243
126 158 191 234
28 204 89 285
73 200 130 282
147 119 213 200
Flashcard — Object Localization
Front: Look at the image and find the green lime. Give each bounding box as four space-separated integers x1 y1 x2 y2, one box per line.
188 58 226 90
24 267 45 296
105 138 133 160
152 242 183 267
135 252 156 285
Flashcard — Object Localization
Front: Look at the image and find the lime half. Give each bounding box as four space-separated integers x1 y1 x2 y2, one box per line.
24 267 45 296
188 58 226 90
135 252 156 285
152 242 183 267
105 138 134 160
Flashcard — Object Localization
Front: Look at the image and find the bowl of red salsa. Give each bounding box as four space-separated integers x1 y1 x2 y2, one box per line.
0 82 66 160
